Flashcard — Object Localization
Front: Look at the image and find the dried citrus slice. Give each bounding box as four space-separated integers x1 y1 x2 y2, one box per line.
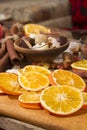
83 92 87 105
49 73 57 85
18 72 49 91
18 91 41 109
52 69 86 91
0 89 5 94
17 69 23 75
23 24 51 36
40 85 84 115
71 60 87 70
0 73 26 95
23 65 51 78
82 92 87 109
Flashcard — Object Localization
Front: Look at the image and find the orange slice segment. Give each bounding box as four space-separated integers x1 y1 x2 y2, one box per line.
18 72 49 91
18 91 41 109
0 73 26 95
23 65 51 78
71 60 87 70
52 69 86 91
40 85 84 115
82 92 87 109
23 24 51 36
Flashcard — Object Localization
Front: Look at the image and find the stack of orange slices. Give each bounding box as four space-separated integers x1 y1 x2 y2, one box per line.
18 91 41 109
17 65 50 109
39 69 86 115
18 65 51 91
0 65 87 115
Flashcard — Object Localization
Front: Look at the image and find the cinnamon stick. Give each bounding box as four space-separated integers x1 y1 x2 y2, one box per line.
10 23 24 38
4 27 23 65
5 38 23 65
0 52 10 72
0 45 6 59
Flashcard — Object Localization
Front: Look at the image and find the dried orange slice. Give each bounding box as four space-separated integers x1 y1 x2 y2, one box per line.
18 91 41 109
23 65 51 78
49 73 57 85
82 92 87 109
23 24 51 36
40 85 84 115
18 72 49 91
71 60 87 70
17 69 23 75
0 89 5 94
0 73 26 95
52 69 86 91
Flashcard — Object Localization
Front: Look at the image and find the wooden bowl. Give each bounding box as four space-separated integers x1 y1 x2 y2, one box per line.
14 39 69 62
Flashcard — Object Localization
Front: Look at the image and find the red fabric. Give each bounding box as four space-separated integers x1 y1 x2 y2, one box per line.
70 0 87 29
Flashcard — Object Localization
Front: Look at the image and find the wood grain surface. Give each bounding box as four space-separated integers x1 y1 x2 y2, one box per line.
0 95 87 130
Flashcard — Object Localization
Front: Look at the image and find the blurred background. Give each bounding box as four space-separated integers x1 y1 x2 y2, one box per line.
0 0 71 29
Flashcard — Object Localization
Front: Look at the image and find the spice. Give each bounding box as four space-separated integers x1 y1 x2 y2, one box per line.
62 52 73 69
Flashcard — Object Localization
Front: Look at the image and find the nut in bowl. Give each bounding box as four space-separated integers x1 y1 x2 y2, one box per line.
14 34 69 62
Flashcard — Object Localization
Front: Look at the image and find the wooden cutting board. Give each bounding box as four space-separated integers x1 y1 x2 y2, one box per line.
0 94 87 130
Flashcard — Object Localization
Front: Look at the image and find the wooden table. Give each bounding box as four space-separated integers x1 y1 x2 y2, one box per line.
0 94 87 130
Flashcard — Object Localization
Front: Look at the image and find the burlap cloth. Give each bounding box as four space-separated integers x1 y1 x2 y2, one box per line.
0 95 87 130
